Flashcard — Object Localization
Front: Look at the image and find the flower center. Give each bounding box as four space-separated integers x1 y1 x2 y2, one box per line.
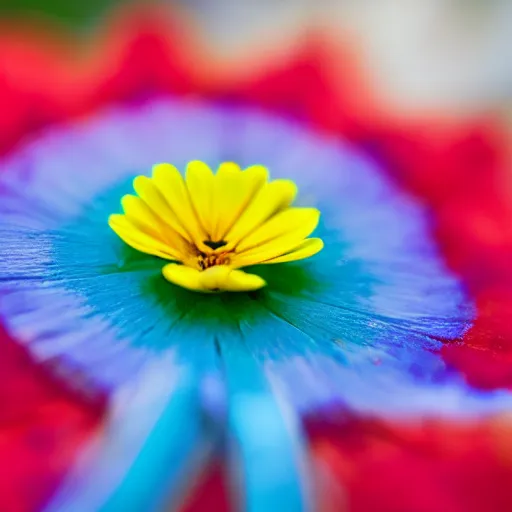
198 249 231 269
109 161 323 293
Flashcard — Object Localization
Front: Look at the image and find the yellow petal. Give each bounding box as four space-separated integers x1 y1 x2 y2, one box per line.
133 175 193 244
210 163 268 242
162 264 266 292
152 163 209 252
214 268 266 292
199 266 266 292
121 194 165 241
162 264 206 292
109 215 181 260
224 179 297 248
232 234 312 268
236 207 320 253
121 194 190 256
185 161 215 238
260 238 324 264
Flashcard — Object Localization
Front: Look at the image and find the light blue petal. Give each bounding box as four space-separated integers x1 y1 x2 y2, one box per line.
0 97 503 424
218 321 309 512
46 358 215 512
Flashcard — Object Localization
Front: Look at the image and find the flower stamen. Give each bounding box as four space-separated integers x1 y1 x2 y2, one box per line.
198 252 231 270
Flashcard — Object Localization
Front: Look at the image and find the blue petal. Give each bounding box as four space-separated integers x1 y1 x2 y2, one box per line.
214 304 309 511
47 358 216 512
0 98 496 421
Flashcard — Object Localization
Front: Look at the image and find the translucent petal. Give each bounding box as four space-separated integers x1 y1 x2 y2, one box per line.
185 161 215 238
200 266 267 292
221 270 266 292
162 264 266 293
133 175 193 244
260 238 324 264
224 179 297 248
232 234 318 268
109 215 181 260
121 194 167 241
236 207 320 253
210 164 268 242
162 264 206 292
152 163 209 252
121 194 191 257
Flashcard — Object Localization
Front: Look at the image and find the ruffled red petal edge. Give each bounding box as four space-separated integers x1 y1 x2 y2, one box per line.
307 413 512 512
0 325 105 512
1 5 512 512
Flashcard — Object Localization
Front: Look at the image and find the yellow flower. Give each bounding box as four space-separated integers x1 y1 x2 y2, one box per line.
109 161 323 292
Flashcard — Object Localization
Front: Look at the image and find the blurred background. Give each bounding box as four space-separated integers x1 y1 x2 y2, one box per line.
2 0 512 124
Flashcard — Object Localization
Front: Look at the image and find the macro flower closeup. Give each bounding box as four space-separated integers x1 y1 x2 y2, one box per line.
1 4 512 512
0 95 473 509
